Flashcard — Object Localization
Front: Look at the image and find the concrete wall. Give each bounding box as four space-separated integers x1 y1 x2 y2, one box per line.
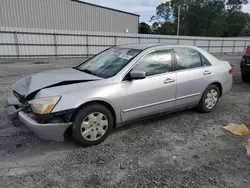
0 0 139 33
0 27 250 58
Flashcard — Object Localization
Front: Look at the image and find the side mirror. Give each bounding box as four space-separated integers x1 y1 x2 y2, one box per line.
129 70 146 80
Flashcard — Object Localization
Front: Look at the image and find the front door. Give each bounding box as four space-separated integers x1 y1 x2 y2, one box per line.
118 49 177 122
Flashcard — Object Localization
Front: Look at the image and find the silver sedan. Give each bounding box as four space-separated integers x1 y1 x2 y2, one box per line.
4 44 233 146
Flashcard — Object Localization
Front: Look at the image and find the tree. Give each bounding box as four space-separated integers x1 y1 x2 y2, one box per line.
185 1 227 37
139 22 151 34
150 2 175 35
154 1 172 21
149 0 250 37
151 21 175 35
224 0 249 36
241 16 250 36
150 0 184 35
226 0 248 12
224 11 249 36
151 21 162 34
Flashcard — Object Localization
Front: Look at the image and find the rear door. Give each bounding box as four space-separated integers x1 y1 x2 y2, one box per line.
173 48 213 108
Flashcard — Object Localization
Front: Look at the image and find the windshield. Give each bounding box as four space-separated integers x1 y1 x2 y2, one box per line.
77 47 141 78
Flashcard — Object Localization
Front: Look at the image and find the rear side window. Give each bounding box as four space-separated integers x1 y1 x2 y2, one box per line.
174 48 202 70
174 48 211 70
200 54 211 66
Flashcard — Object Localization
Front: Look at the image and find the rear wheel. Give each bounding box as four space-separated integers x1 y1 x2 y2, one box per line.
198 85 220 113
72 103 113 146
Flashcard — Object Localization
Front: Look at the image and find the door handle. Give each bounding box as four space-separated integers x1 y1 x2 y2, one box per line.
203 70 211 75
164 78 175 84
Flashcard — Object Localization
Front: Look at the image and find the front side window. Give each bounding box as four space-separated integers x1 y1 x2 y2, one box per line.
77 47 141 78
132 49 172 76
174 48 202 70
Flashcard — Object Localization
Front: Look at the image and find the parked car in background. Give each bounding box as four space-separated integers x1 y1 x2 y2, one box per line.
4 44 233 146
241 45 250 82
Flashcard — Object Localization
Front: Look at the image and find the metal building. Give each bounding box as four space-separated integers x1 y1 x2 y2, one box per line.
0 0 139 33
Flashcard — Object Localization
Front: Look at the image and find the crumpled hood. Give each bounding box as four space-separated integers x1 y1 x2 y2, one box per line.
12 68 102 98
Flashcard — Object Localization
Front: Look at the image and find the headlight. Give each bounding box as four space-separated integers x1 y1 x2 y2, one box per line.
28 96 61 114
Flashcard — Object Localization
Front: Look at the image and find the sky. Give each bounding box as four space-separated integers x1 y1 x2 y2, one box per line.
81 0 250 23
81 0 167 23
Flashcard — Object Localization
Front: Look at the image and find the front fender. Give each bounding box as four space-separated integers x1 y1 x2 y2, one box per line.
34 81 121 123
52 95 121 124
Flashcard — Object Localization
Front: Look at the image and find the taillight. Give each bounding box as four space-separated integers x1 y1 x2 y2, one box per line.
229 68 233 74
245 49 250 55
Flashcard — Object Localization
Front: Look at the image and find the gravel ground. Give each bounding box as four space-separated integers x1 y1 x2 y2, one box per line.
0 55 250 188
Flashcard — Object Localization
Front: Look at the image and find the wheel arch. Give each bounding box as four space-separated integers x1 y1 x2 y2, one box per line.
203 81 222 97
210 82 222 97
198 82 222 113
70 100 117 127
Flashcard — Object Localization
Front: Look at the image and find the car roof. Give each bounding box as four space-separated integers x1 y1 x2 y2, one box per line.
117 43 220 65
117 43 197 50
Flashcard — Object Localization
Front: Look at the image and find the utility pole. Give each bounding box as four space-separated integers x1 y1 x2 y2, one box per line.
177 5 180 36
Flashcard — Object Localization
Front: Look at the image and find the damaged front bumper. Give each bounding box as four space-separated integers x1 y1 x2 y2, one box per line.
4 95 72 142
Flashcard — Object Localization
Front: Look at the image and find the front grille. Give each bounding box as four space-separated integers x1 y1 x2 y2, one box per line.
13 90 26 103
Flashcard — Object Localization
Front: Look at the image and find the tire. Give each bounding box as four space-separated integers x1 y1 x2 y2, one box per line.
242 73 249 82
72 103 113 146
198 84 220 113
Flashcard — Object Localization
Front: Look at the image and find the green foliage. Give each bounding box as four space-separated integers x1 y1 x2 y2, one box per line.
155 2 172 21
241 16 250 36
139 22 152 34
227 0 248 12
147 0 250 37
224 11 249 36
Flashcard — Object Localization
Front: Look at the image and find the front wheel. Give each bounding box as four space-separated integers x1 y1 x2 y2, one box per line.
72 103 113 146
198 85 220 113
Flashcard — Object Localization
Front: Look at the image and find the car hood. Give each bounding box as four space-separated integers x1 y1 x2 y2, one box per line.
12 68 102 99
